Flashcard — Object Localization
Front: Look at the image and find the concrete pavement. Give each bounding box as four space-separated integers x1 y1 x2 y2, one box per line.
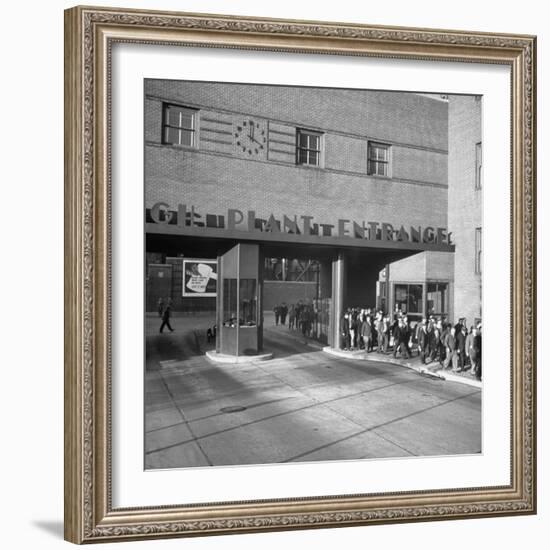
145 315 481 469
323 346 482 389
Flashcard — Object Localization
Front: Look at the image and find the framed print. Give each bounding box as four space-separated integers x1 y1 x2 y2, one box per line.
64 5 537 544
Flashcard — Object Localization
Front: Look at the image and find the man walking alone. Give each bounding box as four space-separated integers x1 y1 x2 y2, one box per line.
159 299 174 333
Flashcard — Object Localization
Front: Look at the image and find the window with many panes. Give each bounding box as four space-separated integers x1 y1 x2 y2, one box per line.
475 142 482 189
162 103 198 147
367 142 391 176
475 227 482 274
296 129 322 166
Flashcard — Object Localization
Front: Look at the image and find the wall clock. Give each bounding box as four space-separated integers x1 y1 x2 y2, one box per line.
234 118 267 156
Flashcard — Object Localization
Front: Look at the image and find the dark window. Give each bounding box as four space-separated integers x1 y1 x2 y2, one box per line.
475 142 482 189
296 129 322 166
162 104 197 147
394 284 423 315
223 279 237 325
239 279 257 325
367 142 391 176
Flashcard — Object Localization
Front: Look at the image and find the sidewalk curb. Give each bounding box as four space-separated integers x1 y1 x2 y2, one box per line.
205 350 274 364
305 340 324 351
322 347 482 389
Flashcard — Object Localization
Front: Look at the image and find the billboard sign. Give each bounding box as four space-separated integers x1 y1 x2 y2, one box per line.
182 259 217 297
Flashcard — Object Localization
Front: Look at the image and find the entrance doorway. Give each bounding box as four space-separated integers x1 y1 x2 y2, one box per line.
262 255 332 345
145 232 430 356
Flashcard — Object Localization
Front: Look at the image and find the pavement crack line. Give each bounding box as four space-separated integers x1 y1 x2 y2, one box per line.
251 357 428 434
257 357 423 458
155 370 213 466
145 377 433 456
146 397 294 434
253 359 372 433
282 389 480 463
364 430 417 457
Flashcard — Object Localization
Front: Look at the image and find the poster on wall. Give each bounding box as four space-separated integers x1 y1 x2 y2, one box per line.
182 259 217 297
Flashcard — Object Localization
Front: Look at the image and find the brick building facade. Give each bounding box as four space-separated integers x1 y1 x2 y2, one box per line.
448 95 483 326
145 80 448 231
382 94 481 326
144 79 480 351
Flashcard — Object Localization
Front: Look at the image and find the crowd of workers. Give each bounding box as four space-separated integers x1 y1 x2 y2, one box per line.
160 296 482 381
340 308 482 380
274 301 482 380
273 301 317 338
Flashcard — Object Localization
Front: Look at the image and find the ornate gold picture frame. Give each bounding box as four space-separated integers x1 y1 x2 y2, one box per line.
64 5 536 544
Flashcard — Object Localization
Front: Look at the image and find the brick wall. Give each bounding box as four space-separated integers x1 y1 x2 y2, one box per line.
387 253 427 282
387 251 454 285
425 251 455 281
144 81 449 232
145 146 448 231
263 281 317 310
145 80 448 150
382 96 481 326
448 96 482 325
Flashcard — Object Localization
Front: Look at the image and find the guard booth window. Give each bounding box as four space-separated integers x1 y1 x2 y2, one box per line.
239 279 257 325
426 282 449 318
222 279 257 326
222 279 237 326
394 283 423 323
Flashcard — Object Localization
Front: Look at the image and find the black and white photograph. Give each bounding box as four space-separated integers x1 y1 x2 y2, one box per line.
144 80 483 470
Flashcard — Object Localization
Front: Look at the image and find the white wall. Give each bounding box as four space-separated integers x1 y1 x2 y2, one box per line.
0 1 546 549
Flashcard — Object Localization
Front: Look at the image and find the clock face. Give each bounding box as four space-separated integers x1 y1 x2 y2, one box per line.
234 118 267 157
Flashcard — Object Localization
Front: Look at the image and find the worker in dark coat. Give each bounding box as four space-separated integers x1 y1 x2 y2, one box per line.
273 304 281 325
473 325 482 380
280 303 288 326
393 319 411 359
455 324 467 371
361 315 373 353
417 319 430 364
341 313 351 350
159 300 174 333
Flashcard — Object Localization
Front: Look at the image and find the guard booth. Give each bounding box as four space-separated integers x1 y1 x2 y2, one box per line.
216 243 263 357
